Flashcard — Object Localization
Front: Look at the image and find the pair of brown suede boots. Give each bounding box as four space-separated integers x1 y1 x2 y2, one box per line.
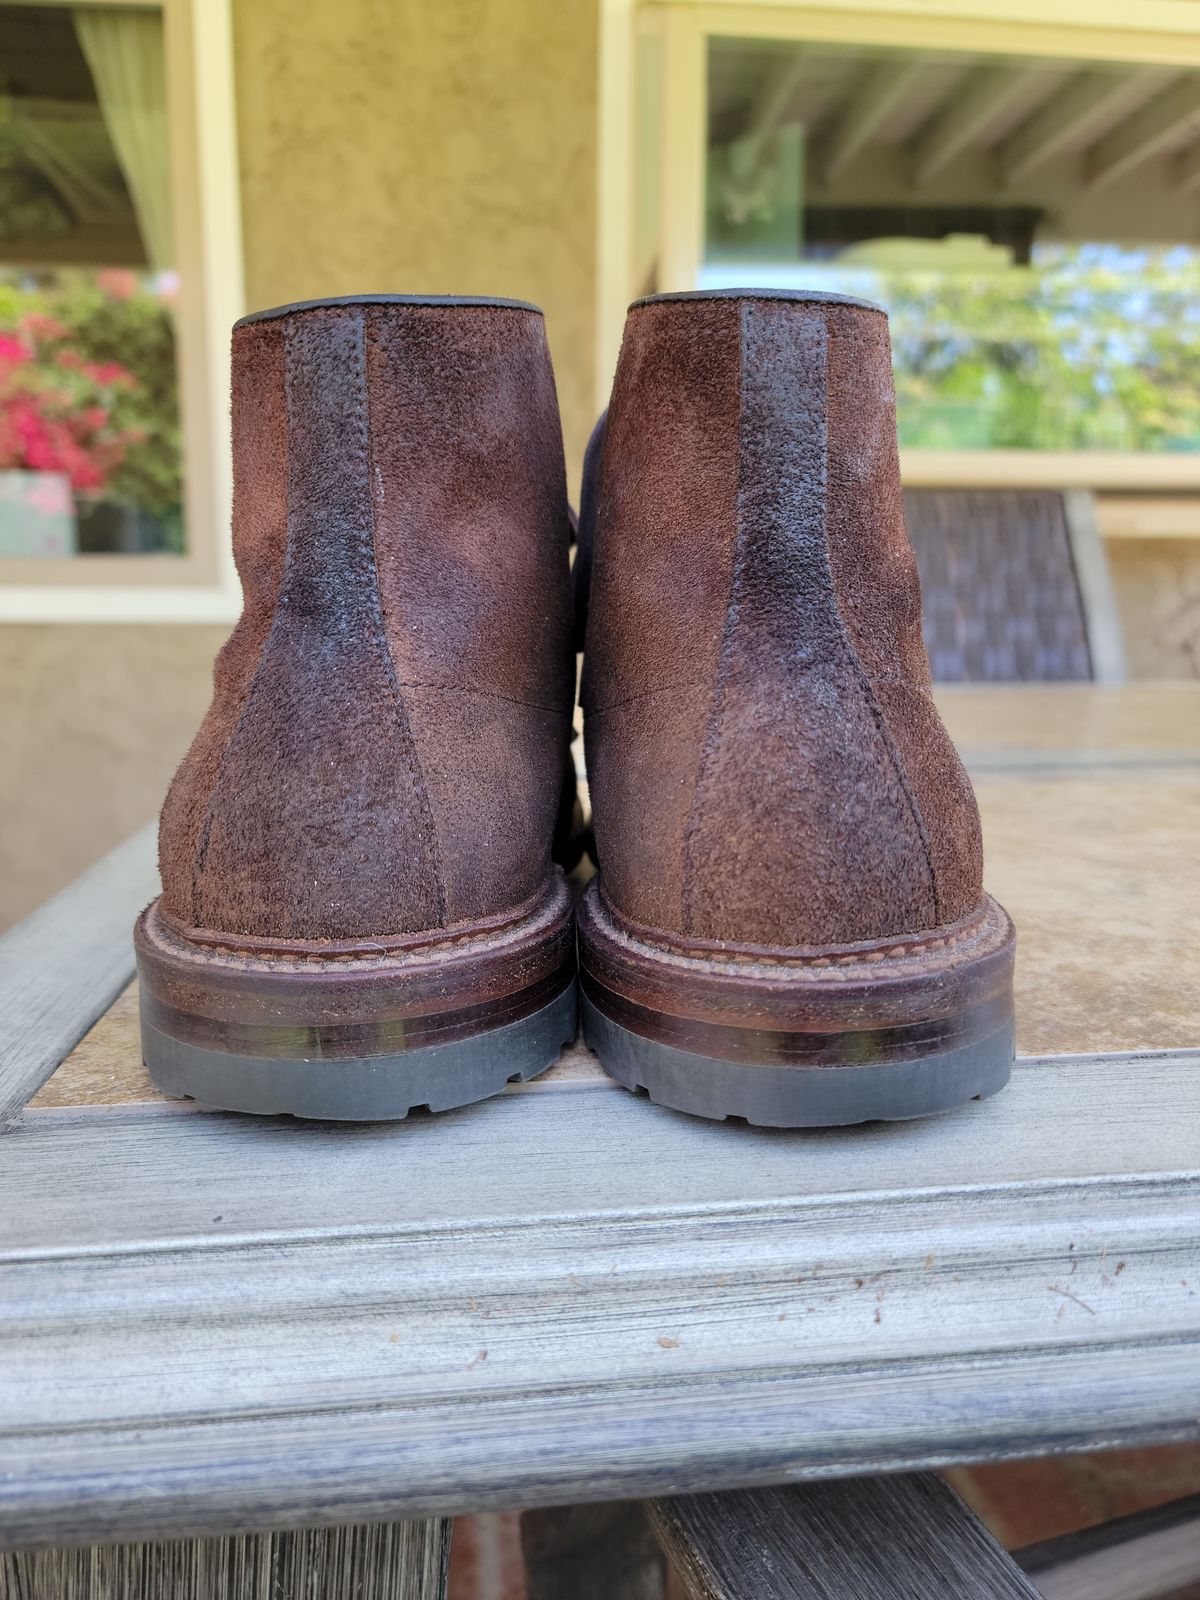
135 289 1015 1128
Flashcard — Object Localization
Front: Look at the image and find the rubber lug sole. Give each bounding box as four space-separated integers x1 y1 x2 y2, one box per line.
144 980 578 1121
582 992 1012 1127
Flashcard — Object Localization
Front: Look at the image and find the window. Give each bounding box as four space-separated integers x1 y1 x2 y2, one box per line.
602 1 1200 489
0 0 242 619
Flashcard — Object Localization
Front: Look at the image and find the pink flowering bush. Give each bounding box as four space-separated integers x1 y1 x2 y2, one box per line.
0 316 143 494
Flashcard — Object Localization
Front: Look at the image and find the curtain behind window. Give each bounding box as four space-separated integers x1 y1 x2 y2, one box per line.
73 7 172 270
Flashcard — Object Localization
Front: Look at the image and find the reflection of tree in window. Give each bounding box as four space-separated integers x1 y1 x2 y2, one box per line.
702 37 1200 456
853 242 1200 455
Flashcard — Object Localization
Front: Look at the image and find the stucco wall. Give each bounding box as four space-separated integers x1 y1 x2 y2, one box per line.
0 626 229 928
1 0 599 930
234 0 598 476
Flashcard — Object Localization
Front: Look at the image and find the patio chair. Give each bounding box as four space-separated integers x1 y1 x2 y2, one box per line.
903 487 1125 684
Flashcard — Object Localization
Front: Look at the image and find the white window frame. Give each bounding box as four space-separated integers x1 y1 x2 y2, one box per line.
596 0 1200 491
0 0 244 622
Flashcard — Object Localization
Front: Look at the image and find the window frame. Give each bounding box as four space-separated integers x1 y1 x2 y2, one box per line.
0 0 244 622
596 0 1200 490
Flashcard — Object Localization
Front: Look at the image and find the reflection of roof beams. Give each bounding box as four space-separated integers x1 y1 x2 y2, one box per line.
1084 78 1200 188
718 50 806 208
998 71 1144 185
740 49 806 165
909 66 1031 185
1171 143 1200 195
814 58 925 184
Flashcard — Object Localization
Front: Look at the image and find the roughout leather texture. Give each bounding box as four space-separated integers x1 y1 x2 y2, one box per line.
159 297 574 942
581 290 984 949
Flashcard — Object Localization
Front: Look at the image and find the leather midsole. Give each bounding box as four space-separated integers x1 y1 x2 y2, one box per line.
136 872 575 1035
581 968 1011 1067
141 964 576 1061
578 880 1016 1034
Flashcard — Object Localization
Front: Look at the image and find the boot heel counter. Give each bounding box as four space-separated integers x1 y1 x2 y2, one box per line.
159 317 292 929
584 681 717 935
157 729 208 926
162 299 572 944
157 618 272 928
164 305 447 941
675 662 943 948
393 686 573 922
184 673 445 942
867 678 985 927
364 302 575 925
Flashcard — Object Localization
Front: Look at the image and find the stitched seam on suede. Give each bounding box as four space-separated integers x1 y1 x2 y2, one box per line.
678 301 749 937
397 680 565 715
358 306 448 926
189 330 285 915
847 674 941 922
675 303 938 937
585 678 712 715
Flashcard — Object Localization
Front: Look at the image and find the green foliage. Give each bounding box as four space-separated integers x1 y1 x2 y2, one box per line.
853 244 1200 454
0 269 183 548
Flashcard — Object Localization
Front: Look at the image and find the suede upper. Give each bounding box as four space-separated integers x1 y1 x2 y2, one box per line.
159 298 574 942
581 292 984 949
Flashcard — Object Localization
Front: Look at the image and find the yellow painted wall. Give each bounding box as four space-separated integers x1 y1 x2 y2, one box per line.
1 0 599 930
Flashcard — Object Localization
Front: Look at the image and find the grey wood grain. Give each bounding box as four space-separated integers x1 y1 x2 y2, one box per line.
1018 1492 1200 1600
0 1518 450 1600
2 1051 1199 1549
650 1476 1040 1599
0 823 157 1130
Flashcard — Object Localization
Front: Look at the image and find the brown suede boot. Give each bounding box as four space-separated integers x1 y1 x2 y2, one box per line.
135 294 577 1119
578 289 1015 1126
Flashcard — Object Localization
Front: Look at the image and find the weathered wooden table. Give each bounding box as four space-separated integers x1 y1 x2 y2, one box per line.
2 685 1198 1596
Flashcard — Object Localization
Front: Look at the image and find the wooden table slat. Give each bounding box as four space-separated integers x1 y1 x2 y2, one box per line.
2 685 1198 1550
2 1049 1200 1548
0 822 157 1130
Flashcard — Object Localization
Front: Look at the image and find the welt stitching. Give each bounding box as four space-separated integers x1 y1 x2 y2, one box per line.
678 300 750 936
598 884 996 969
616 924 976 969
154 883 564 967
356 308 448 926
